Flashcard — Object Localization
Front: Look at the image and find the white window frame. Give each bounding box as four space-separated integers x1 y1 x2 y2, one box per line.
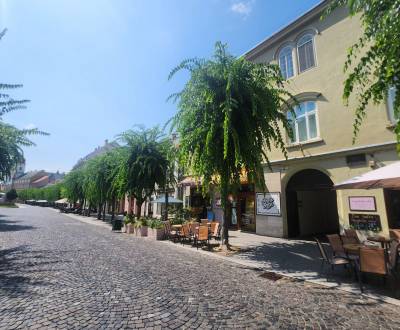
278 46 295 80
288 101 320 144
296 34 316 73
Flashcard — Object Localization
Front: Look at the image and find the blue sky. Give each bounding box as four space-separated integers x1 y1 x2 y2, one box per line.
0 0 320 172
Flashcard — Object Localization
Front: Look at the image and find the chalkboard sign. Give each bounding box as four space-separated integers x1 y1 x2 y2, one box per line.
349 213 382 231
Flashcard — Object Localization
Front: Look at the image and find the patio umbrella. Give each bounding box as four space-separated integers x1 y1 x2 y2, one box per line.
55 198 69 204
334 161 400 190
150 195 183 204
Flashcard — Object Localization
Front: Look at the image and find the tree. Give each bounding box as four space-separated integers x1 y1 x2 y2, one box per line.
62 168 85 207
0 29 48 180
326 1 400 147
169 42 293 247
118 126 169 218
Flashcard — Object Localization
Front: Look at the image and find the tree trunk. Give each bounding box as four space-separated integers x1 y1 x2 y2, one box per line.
136 201 142 219
87 203 92 217
102 203 106 221
97 203 102 220
111 198 115 221
221 201 229 247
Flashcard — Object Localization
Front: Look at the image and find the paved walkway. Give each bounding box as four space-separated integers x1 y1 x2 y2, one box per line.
1 206 400 329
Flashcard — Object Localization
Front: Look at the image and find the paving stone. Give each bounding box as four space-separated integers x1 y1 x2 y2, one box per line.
0 206 399 329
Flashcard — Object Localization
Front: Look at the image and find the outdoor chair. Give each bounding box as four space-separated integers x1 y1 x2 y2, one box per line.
201 219 209 225
180 223 191 245
210 222 220 242
357 246 389 292
314 237 350 274
195 225 210 250
164 221 179 242
326 234 346 258
189 222 199 238
389 240 400 278
344 229 361 244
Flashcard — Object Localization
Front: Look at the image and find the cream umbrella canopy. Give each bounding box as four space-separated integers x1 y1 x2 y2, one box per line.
334 161 400 190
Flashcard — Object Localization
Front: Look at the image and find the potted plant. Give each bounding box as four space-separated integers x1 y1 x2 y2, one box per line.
149 219 165 240
124 214 135 234
136 218 148 237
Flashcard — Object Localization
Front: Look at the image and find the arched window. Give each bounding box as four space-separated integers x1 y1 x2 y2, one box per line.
297 34 315 73
287 101 318 143
278 46 294 79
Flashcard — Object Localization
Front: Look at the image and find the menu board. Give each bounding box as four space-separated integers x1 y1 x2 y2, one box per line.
349 213 382 231
348 196 376 212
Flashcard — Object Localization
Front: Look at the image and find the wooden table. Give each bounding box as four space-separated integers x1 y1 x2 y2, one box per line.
367 236 391 249
343 243 364 255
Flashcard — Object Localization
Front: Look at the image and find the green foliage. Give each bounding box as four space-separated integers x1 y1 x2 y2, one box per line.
326 1 400 146
117 126 170 216
18 184 61 202
0 29 48 181
5 188 17 201
62 168 85 204
149 219 164 229
172 207 191 225
124 213 135 225
169 42 293 244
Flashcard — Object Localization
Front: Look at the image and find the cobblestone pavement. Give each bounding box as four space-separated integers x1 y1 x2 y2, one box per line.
1 206 400 329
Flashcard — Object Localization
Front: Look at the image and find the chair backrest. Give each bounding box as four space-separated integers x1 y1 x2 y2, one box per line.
314 238 329 262
212 223 220 236
181 224 190 237
210 222 217 234
359 247 387 275
201 219 209 225
344 229 361 244
389 229 400 241
164 221 171 232
389 240 400 270
341 235 359 245
198 225 209 240
190 222 199 234
327 234 345 254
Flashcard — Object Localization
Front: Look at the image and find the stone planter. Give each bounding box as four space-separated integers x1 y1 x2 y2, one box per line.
148 228 165 240
140 226 148 237
126 223 135 234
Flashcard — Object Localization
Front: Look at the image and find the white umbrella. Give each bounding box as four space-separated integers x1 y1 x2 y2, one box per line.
335 161 400 190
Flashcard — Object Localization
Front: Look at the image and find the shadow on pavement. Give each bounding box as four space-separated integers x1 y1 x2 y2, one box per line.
0 214 36 232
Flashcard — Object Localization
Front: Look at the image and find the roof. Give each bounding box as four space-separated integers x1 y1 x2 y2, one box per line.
244 0 331 60
72 140 120 170
32 176 49 185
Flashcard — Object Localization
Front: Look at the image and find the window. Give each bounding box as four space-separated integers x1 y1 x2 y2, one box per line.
287 101 318 144
278 46 294 79
387 86 398 124
297 34 315 73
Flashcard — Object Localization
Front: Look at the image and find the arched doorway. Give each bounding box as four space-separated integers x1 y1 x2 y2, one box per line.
286 169 339 238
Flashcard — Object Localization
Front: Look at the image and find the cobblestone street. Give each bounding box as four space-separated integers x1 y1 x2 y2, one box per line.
1 206 400 329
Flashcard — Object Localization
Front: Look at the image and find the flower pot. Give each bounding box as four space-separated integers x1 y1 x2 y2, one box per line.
149 228 165 240
140 226 148 237
126 223 135 234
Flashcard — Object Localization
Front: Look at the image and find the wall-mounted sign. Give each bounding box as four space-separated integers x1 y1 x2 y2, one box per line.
256 192 281 216
348 196 376 212
349 213 382 231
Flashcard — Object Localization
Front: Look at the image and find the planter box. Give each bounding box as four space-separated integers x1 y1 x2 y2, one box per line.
126 223 135 234
148 228 165 240
140 226 148 237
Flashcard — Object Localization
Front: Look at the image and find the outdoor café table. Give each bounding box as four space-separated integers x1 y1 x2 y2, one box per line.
343 243 364 256
367 235 391 249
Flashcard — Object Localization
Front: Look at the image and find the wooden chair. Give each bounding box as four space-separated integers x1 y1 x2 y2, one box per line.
210 222 220 241
164 221 178 242
180 223 191 245
344 229 361 244
389 240 400 278
201 219 209 225
315 238 350 274
195 225 210 250
326 234 346 258
357 246 388 292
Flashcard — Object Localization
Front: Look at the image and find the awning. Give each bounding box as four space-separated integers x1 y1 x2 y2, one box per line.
151 195 183 204
334 161 400 190
178 176 201 187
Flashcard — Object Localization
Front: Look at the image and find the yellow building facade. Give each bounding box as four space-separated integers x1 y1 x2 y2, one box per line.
244 1 399 238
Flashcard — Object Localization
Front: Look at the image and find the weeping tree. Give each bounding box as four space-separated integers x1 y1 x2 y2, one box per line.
326 1 400 148
117 126 169 218
62 168 85 208
169 42 294 247
0 29 48 181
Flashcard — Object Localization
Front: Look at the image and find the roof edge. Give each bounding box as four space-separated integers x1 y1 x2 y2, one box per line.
244 0 331 60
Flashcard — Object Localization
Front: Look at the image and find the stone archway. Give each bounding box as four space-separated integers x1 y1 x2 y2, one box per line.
286 169 339 238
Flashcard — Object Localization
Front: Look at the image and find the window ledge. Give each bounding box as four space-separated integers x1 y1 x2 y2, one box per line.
286 137 324 149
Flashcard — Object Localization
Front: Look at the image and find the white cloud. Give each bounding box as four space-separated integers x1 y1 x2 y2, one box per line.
24 123 37 130
230 1 254 18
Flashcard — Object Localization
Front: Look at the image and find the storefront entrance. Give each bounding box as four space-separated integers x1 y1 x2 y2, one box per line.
286 169 339 238
385 189 400 229
229 185 256 232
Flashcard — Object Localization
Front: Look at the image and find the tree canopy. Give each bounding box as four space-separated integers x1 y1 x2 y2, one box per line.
327 0 400 147
169 42 293 245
